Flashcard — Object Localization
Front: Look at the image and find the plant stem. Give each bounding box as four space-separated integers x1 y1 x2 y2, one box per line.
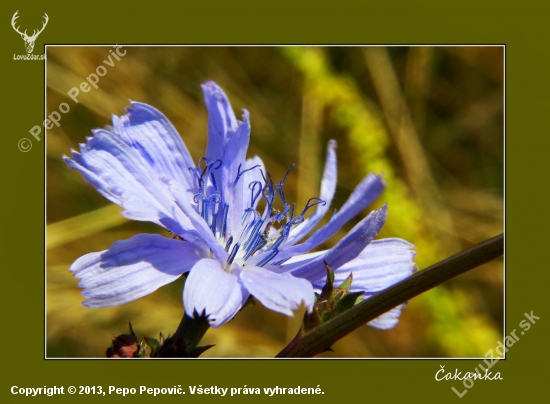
174 313 210 352
277 233 504 358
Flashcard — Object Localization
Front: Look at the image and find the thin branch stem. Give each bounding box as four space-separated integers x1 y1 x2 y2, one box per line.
277 233 504 358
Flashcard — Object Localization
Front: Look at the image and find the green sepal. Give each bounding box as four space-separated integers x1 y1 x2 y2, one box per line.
328 291 364 316
155 336 214 358
130 322 149 358
242 295 256 309
303 262 364 330
143 337 161 358
339 273 353 293
303 305 324 331
128 322 137 338
319 261 334 300
188 345 215 357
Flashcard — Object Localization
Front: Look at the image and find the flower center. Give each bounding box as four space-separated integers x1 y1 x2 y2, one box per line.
190 158 325 270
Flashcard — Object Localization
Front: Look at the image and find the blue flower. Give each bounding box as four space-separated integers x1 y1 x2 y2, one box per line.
64 81 415 329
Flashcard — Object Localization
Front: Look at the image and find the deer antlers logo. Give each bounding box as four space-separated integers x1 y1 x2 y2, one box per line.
11 11 49 54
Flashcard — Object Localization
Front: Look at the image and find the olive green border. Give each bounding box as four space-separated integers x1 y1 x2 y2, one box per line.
2 0 546 402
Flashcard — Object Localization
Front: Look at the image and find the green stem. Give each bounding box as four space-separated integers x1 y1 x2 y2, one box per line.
277 233 504 358
174 313 210 352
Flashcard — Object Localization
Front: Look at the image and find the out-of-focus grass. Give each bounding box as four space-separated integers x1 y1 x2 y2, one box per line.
46 46 503 358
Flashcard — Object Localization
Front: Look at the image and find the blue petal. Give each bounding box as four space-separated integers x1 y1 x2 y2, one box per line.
240 266 314 316
220 110 251 238
267 251 325 275
183 259 248 327
202 82 238 165
64 126 228 261
313 238 416 330
242 156 266 210
286 204 388 281
71 234 203 308
112 101 196 201
201 82 252 240
366 305 407 330
285 140 337 245
329 238 416 292
281 173 386 256
63 131 194 236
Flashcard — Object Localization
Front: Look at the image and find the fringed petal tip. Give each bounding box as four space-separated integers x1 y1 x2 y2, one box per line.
201 81 225 97
70 234 202 309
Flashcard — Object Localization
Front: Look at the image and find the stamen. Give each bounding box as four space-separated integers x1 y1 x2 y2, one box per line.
257 249 279 267
274 164 294 205
189 167 202 183
189 158 223 235
265 225 291 252
261 183 275 215
234 164 261 187
208 193 221 232
300 197 326 217
272 258 290 266
287 215 305 228
224 236 233 252
243 236 266 260
270 204 289 222
198 157 207 169
227 242 240 265
239 209 259 241
261 170 274 190
210 159 222 171
189 158 326 270
280 164 295 185
210 171 218 191
241 208 260 226
208 159 222 191
249 181 262 207
243 219 264 250
287 203 296 223
221 203 229 239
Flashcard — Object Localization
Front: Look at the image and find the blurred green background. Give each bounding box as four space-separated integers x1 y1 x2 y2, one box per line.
46 46 503 358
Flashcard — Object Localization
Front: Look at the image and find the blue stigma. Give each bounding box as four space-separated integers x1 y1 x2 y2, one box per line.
226 165 326 268
190 158 222 231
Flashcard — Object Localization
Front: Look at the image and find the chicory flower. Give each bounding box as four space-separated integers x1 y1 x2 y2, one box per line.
64 81 415 329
